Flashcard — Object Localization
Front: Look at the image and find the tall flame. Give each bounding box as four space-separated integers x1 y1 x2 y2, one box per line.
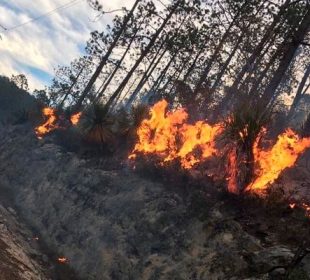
129 100 223 169
247 129 310 191
35 107 59 139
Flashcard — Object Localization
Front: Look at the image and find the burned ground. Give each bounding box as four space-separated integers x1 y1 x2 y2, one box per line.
0 123 309 280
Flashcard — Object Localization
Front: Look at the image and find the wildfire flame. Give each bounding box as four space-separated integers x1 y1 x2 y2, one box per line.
35 107 82 139
129 100 223 169
247 129 310 191
57 257 68 264
35 108 59 139
70 112 82 125
227 147 238 193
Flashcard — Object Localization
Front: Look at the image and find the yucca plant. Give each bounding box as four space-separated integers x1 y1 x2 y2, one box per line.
81 103 115 146
224 101 272 193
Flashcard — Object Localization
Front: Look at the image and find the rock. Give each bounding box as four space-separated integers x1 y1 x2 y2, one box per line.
0 203 51 279
269 267 286 278
248 246 294 273
301 254 310 277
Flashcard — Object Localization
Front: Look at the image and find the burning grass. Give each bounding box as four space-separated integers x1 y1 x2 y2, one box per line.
35 107 82 139
33 99 310 216
129 99 223 169
129 99 310 204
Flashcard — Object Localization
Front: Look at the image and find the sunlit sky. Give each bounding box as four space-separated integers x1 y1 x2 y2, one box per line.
0 0 136 90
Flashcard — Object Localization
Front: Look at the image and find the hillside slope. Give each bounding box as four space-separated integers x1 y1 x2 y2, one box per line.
0 76 37 124
0 124 309 280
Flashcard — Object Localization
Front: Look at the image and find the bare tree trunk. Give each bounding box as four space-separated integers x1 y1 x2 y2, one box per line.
211 34 243 91
193 1 248 94
150 51 178 94
261 8 310 106
73 0 141 111
59 66 84 107
182 46 205 83
126 15 188 107
96 18 144 101
231 0 291 89
125 37 169 107
247 45 284 96
104 1 181 113
287 63 310 120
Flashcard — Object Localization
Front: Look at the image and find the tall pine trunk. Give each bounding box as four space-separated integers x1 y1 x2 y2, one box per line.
96 18 145 101
231 0 291 89
261 8 310 106
193 1 248 94
104 1 181 113
287 63 310 120
74 0 141 111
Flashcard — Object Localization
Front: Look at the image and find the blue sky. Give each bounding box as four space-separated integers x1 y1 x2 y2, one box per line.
0 0 135 90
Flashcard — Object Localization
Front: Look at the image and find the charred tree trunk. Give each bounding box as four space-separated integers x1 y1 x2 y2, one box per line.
125 41 168 107
150 51 178 94
247 41 286 97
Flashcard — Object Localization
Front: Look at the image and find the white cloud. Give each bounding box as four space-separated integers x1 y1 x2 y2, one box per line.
0 0 135 91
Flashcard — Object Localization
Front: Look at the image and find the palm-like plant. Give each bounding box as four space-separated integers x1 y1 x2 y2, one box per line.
224 102 271 193
81 103 115 145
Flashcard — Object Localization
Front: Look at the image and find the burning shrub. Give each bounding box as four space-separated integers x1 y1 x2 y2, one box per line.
224 103 271 194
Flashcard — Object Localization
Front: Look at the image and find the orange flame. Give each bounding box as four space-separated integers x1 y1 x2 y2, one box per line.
35 108 82 139
247 129 310 192
288 202 310 217
289 203 296 209
35 107 59 139
129 100 223 169
70 112 82 125
227 147 238 194
131 101 310 199
57 257 68 264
